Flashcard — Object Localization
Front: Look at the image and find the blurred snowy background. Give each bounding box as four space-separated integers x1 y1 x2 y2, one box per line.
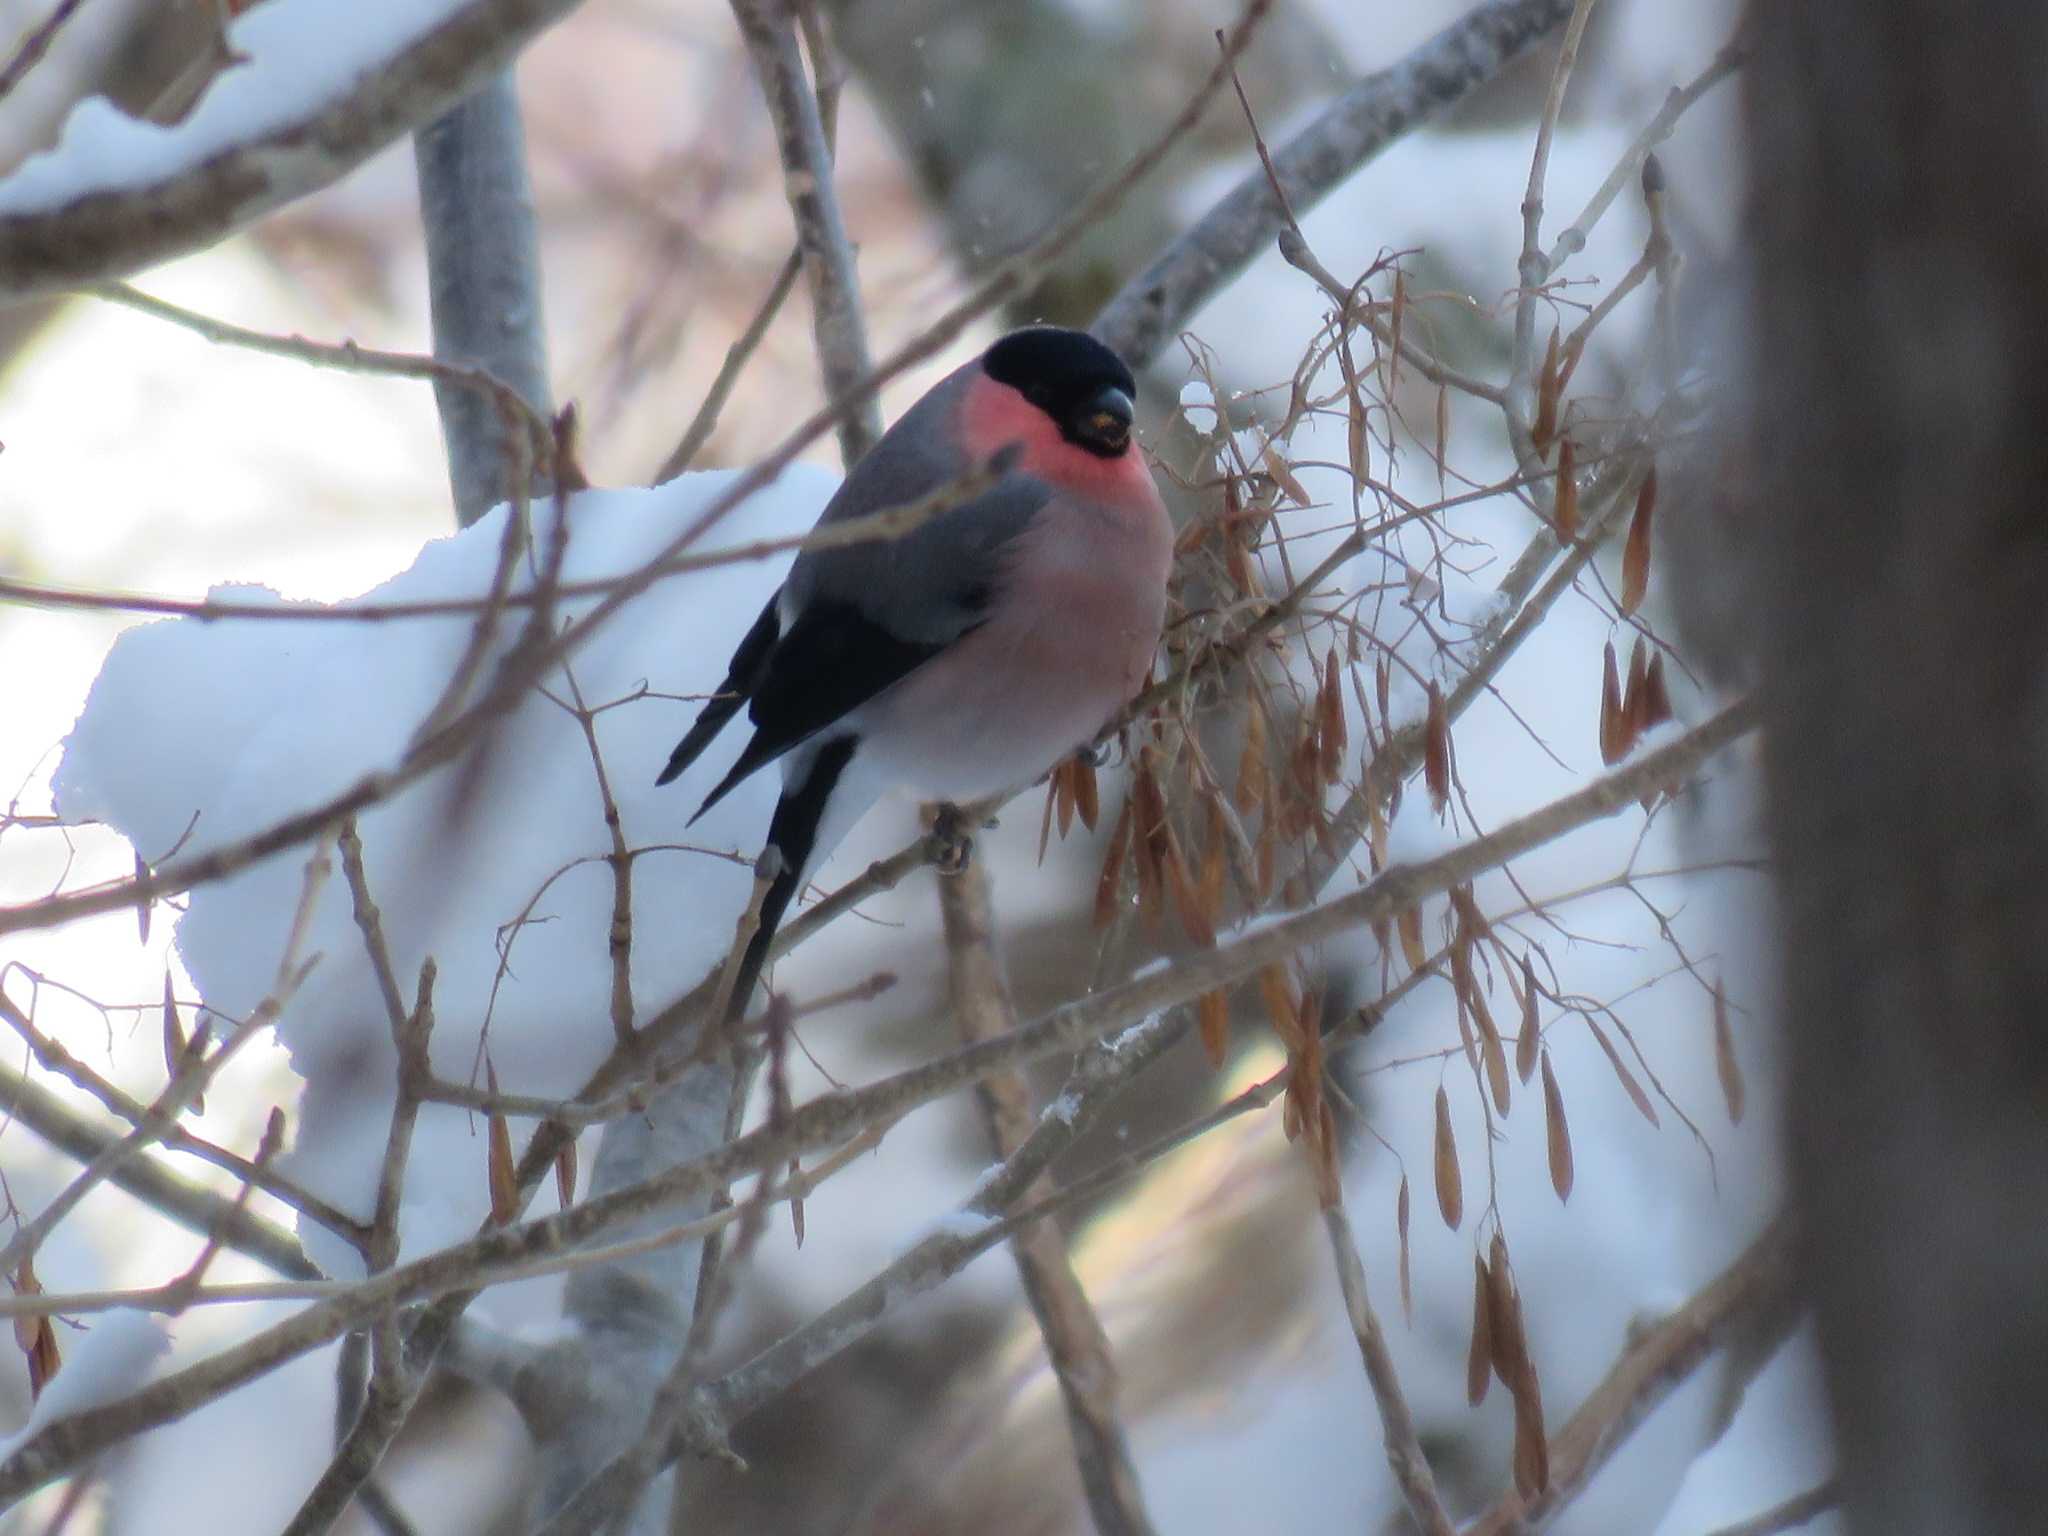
0 1 1832 1533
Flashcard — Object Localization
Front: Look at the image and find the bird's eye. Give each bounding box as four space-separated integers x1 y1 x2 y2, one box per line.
1086 410 1130 446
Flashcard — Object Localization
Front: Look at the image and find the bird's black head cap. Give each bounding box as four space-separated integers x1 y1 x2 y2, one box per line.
982 326 1139 458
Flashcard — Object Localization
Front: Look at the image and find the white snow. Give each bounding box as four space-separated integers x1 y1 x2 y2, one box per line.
54 467 834 1278
0 1313 170 1455
0 0 475 216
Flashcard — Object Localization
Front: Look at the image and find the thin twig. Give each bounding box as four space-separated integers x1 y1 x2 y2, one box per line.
731 0 879 467
1320 1201 1456 1536
85 281 553 472
0 0 92 104
653 248 801 482
1506 0 1599 464
1095 0 1579 368
1694 1479 1841 1536
0 840 332 1278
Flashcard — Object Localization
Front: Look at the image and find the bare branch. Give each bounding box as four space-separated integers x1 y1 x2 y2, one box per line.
732 0 879 467
1095 0 1579 368
939 855 1159 1536
1320 1202 1456 1536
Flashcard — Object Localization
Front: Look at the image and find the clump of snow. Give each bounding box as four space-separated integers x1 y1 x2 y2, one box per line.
55 468 834 1278
1177 380 1218 433
0 1314 170 1454
0 0 476 216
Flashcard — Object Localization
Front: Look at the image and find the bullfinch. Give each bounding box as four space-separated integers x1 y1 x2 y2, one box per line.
658 326 1172 1019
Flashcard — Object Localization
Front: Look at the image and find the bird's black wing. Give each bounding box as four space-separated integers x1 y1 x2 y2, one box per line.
684 598 954 822
656 594 783 787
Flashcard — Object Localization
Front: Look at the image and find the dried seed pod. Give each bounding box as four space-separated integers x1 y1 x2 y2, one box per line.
1093 795 1134 930
1347 379 1370 487
791 1189 806 1249
1424 682 1451 814
1376 655 1391 721
1263 443 1312 506
1396 1174 1413 1323
1640 651 1675 730
1390 268 1408 393
554 1138 579 1210
1197 988 1230 1069
1454 987 1482 1079
1586 1017 1660 1127
1236 695 1269 812
486 1060 516 1227
1259 964 1300 1048
1225 519 1254 595
1623 636 1650 735
1621 465 1657 616
1554 437 1579 542
1396 904 1427 971
1516 954 1542 1083
1599 641 1630 766
1713 979 1745 1123
1541 1051 1574 1201
1164 825 1216 948
1481 1018 1512 1117
1532 326 1562 458
1484 1232 1524 1385
1319 647 1348 780
1055 757 1077 839
1073 751 1099 831
1467 1254 1494 1405
26 1315 58 1400
1433 1085 1463 1229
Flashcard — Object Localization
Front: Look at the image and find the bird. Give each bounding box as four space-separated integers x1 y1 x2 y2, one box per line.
658 325 1173 1021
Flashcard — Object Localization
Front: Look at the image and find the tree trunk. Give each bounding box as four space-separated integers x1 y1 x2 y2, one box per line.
1745 7 2048 1532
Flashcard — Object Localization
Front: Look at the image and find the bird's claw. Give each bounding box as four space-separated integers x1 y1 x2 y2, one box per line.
930 803 975 876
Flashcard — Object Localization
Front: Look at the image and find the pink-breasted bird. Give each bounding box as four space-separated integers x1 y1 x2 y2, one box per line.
659 326 1172 1019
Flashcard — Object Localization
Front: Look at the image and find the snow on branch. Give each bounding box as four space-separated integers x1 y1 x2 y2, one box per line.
0 0 589 300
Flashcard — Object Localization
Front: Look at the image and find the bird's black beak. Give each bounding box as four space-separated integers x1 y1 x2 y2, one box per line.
1072 383 1134 456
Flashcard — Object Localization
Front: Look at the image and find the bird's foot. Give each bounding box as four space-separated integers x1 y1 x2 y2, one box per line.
930 803 975 876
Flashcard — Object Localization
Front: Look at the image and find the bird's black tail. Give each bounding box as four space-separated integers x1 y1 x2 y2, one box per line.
723 734 858 1024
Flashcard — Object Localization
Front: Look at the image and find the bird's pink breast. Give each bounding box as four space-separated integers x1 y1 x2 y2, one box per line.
851 393 1173 802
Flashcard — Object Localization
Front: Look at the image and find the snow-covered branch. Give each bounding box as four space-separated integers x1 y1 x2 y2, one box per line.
0 0 589 300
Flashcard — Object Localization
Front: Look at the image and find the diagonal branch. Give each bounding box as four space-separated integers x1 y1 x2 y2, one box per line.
0 0 593 299
1095 0 1580 368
